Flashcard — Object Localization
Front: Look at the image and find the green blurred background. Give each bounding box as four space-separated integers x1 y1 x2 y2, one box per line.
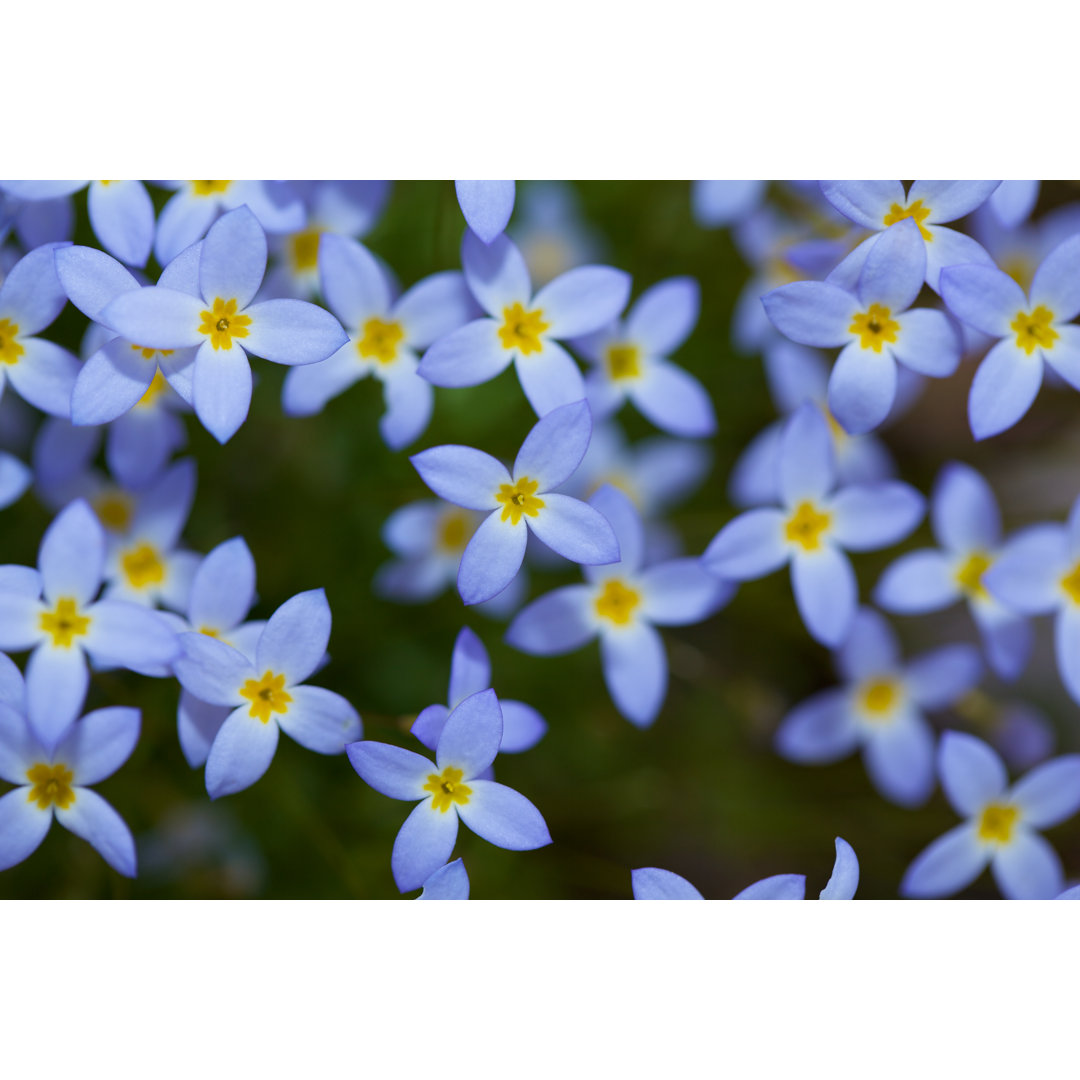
2 180 1079 899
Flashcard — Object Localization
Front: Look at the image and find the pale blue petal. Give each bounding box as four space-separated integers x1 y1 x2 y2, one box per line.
819 837 859 899
968 338 1041 440
791 547 856 647
199 206 266 309
728 423 781 508
458 512 527 606
56 705 140 786
177 690 228 768
891 309 961 377
1 180 86 199
774 689 857 762
457 778 551 849
779 401 835 503
1042 324 1080 392
983 523 1068 614
992 830 1063 900
281 343 364 416
191 338 252 443
827 339 897 436
528 493 619 566
0 655 26 715
1009 755 1080 829
1054 608 1080 705
1030 234 1080 321
533 265 631 339
256 589 331 687
456 180 515 244
972 603 1033 683
14 197 73 249
703 509 788 580
939 730 1008 816
692 179 765 227
632 866 704 900
865 713 936 806
0 452 30 510
819 181 904 228
900 823 987 898
410 445 507 510
600 620 666 727
761 281 857 348
874 550 958 613
153 192 220 265
734 874 806 900
587 485 645 575
826 482 923 551
626 277 699 355
910 180 1000 223
835 607 899 682
764 341 827 413
54 244 140 321
204 704 280 799
0 589 44 651
277 685 361 754
171 632 252 705
856 218 925 311
924 227 995 294
418 857 470 900
157 238 204 296
630 359 716 437
393 271 478 348
242 299 348 365
380 361 433 450
461 231 531 318
932 461 1000 552
188 537 255 633
513 398 592 492
505 585 595 655
55 787 135 876
436 688 502 777
392 799 459 893
0 243 70 334
71 341 154 425
905 645 982 709
498 700 547 753
100 286 205 349
26 644 87 750
318 234 391 328
940 264 1022 338
0 788 51 871
639 558 733 625
40 499 104 606
417 318 509 388
84 600 179 670
88 181 154 268
411 705 450 753
448 627 491 707
6 338 80 418
989 180 1039 228
346 740 433 799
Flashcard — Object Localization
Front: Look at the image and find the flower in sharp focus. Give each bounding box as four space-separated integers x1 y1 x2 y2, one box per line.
410 399 619 605
417 858 470 900
900 731 1080 899
455 181 516 245
703 401 924 647
346 688 551 893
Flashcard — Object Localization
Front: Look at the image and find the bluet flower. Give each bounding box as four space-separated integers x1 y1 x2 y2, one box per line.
418 857 469 899
456 181 515 244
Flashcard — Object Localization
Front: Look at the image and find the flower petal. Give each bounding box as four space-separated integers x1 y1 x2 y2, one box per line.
835 607 900 681
774 689 857 762
26 643 88 750
968 338 1042 441
456 778 551 850
347 739 434 799
177 691 229 768
394 271 477 349
447 627 491 707
173 633 253 706
498 700 547 753
734 874 806 900
626 276 700 356
939 730 1008 816
1009 755 1080 829
891 308 961 377
458 512 527 606
932 462 1001 552
703 508 788 581
192 339 252 443
586 484 645 575
863 713 937 807
791 547 856 647
88 180 155 267
0 787 52 871
436 687 503 777
992 830 1063 900
873 550 958 613
54 244 140 321
456 180 515 244
100 286 206 349
923 226 995 294
827 340 897 436
242 299 348 365
761 281 858 348
1054 608 1080 705
40 499 104 606
0 242 70 334
630 359 716 438
533 265 631 339
856 218 926 312
779 401 835 504
392 799 460 893
57 706 140 786
505 585 596 655
55 787 136 876
910 180 1000 223
204 704 280 799
410 444 507 510
515 339 586 417
819 837 859 899
631 867 704 900
900 823 987 898
277 685 361 754
826 482 924 551
187 537 255 634
6 338 80 418
418 857 470 900
513 398 592 492
600 620 667 727
638 558 733 625
199 206 267 310
983 523 1069 615
256 589 331 687
418 317 510 389
819 181 904 229
905 645 982 709
1030 233 1080 322
527 493 619 566
461 231 531 317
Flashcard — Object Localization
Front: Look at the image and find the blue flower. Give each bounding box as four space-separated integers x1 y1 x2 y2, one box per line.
704 402 924 647
775 608 982 807
506 485 732 728
456 181 515 244
417 857 469 900
347 688 551 893
418 231 630 416
900 731 1080 899
412 626 547 754
874 462 1032 681
762 218 961 435
940 233 1080 439
410 399 619 605
0 452 30 510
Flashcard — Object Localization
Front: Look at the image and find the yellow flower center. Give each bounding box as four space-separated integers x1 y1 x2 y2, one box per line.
25 762 76 811
198 297 251 351
191 180 231 197
606 343 641 381
135 370 171 410
1010 306 1058 356
437 509 471 553
240 670 292 724
1060 560 1080 605
130 344 175 361
1001 255 1035 294
93 490 134 533
882 198 932 242
39 598 91 648
978 802 1019 845
850 303 900 353
357 317 404 364
495 476 545 526
121 543 166 589
858 677 901 720
498 302 550 355
785 501 831 551
594 579 641 626
955 551 993 601
0 318 24 365
290 228 323 272
424 766 472 813
824 407 848 445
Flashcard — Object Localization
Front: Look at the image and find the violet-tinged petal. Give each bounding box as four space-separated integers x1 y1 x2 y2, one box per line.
791 547 856 647
819 837 859 899
199 206 266 309
515 340 587 417
71 340 155 426
826 482 923 551
0 242 70 334
256 589 331 688
1054 608 1080 705
991 830 1063 900
923 227 995 294
498 700 547 753
835 608 900 682
172 633 253 706
410 444 507 510
393 271 477 349
586 485 645 575
192 339 252 444
626 277 699 356
318 233 391 327
828 340 897 436
40 499 105 606
88 181 154 268
639 559 733 625
630 360 716 438
1009 755 1080 829
932 462 1001 552
456 181 515 245
505 585 595 656
905 645 982 709
900 822 987 898
55 787 135 876
461 231 531 318
392 799 460 893
982 524 1068 615
448 627 491 707
418 318 510 389
347 740 434 800
242 299 348 365
25 644 87 750
703 509 788 581
177 691 228 768
631 867 704 900
600 620 666 727
458 512 527 606
968 338 1042 441
277 685 361 754
6 338 80 418
856 218 925 312
863 714 937 807
761 281 857 348
891 309 961 377
188 537 255 633
774 689 857 762
456 778 551 850
204 704 280 799
0 788 52 871
1030 234 1080 322
418 858 470 900
57 706 140 786
100 287 205 349
911 180 1000 223
436 687 503 778
528 493 619 566
513 399 592 492
533 265 631 339
874 550 958 613
54 244 140 321
734 874 806 900
779 401 835 505
939 730 1008 816
819 181 904 229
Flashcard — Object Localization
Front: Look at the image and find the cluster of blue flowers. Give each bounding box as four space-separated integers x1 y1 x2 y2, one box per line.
2 178 1079 899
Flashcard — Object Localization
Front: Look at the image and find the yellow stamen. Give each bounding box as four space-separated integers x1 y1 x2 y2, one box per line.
498 302 550 355
135 370 171 410
290 228 323 272
882 199 932 242
39 598 91 648
1060 561 1080 606
240 670 292 724
121 543 165 589
594 579 641 626
198 297 251 351
424 766 472 813
437 509 470 553
785 501 831 551
495 477 545 526
1011 306 1058 356
955 551 993 601
0 318 25 365
93 491 134 533
130 344 175 361
25 762 76 811
858 677 901 720
978 802 1019 845
606 343 641 381
850 303 900 353
191 181 231 197
357 317 405 364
